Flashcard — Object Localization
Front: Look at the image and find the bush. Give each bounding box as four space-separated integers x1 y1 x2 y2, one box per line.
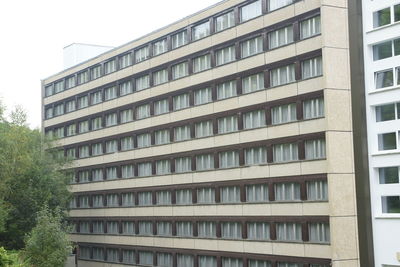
0 247 13 267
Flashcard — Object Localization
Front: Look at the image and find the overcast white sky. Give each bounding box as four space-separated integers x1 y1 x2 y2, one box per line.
0 0 221 129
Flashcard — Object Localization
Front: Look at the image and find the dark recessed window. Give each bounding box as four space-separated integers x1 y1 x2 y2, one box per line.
379 167 399 184
373 7 391 28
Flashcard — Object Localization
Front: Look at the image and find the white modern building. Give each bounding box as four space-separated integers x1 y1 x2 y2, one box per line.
362 1 400 266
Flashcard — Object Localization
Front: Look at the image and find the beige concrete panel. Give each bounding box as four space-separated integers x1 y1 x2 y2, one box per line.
171 206 195 217
237 54 266 73
153 237 174 248
324 89 353 131
327 173 357 216
214 132 240 147
192 205 218 216
239 127 268 144
115 65 135 80
173 238 196 249
134 207 155 217
264 5 295 27
149 83 171 99
331 259 359 267
295 35 322 56
300 160 327 175
325 131 354 174
321 0 347 8
216 204 243 216
191 37 213 53
322 48 350 90
298 118 326 135
212 168 242 182
242 204 271 216
149 52 170 69
211 27 238 46
269 162 301 177
301 202 330 216
297 76 323 95
191 69 214 87
103 208 123 217
217 239 244 252
304 243 332 258
214 97 239 113
194 238 219 251
131 61 151 75
169 108 193 122
238 90 267 108
171 172 194 185
240 165 270 180
152 206 174 217
266 82 297 102
272 242 304 257
270 203 303 216
330 216 359 261
212 61 238 81
321 6 349 49
236 16 265 37
243 241 273 254
266 44 296 64
294 0 322 16
191 102 214 118
267 121 299 139
151 175 174 187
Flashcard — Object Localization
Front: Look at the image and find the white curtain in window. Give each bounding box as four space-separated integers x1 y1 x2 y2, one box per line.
153 39 168 56
174 125 191 141
222 258 243 267
122 221 135 235
177 254 194 267
195 121 213 138
138 192 152 205
305 139 326 159
248 259 272 267
221 222 242 238
122 250 135 263
302 57 323 79
92 221 104 233
136 75 150 91
270 64 295 87
79 222 90 233
218 116 238 134
172 62 189 79
106 140 117 153
136 104 150 119
309 222 330 243
193 21 210 40
154 99 169 115
199 256 217 267
107 194 119 207
171 31 188 49
307 180 328 201
120 109 133 123
245 147 266 165
241 36 263 58
92 143 103 156
175 157 191 173
273 143 298 162
240 0 262 22
197 188 215 203
107 222 119 234
156 160 170 175
66 125 76 136
104 86 117 100
277 222 302 241
194 87 212 105
193 54 211 73
139 251 153 265
269 25 294 49
300 16 321 39
176 189 192 204
92 117 102 130
244 110 266 129
268 0 293 11
120 81 133 96
137 133 151 148
246 184 268 202
92 247 104 260
157 191 171 204
198 222 216 237
243 73 264 93
78 96 88 108
153 69 168 85
135 46 149 63
66 100 76 113
106 167 117 180
303 98 324 119
173 93 190 110
157 253 173 267
122 193 135 206
121 164 134 178
176 222 193 237
247 222 270 240
104 60 116 74
92 169 103 181
275 183 301 201
271 103 297 125
155 130 170 145
216 46 236 66
217 80 237 99
120 54 132 69
157 222 172 236
93 195 104 207
91 91 102 105
221 186 240 203
139 221 153 235
215 11 235 32
219 151 239 168
79 171 90 183
138 162 152 177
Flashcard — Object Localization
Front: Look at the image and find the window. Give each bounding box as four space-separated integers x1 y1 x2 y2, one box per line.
155 129 170 145
79 145 89 158
373 7 391 28
269 25 294 49
79 171 90 183
138 192 152 206
216 46 236 66
104 86 117 101
91 91 102 105
45 107 53 119
119 53 132 69
270 64 295 86
309 222 330 243
156 159 171 175
172 62 189 80
248 260 271 267
217 80 237 100
173 93 190 110
107 194 119 207
303 98 324 119
300 16 321 39
91 116 102 130
396 4 400 22
153 39 168 56
136 75 150 91
171 30 188 49
245 147 266 165
92 247 104 260
120 80 133 96
121 165 134 179
195 120 213 138
378 132 398 150
375 69 394 89
242 73 264 93
247 222 270 240
277 222 302 241
246 184 268 202
219 151 239 168
45 85 53 97
79 222 90 233
382 196 400 213
177 254 194 267
199 256 217 267
218 116 238 134
90 65 102 80
135 46 149 63
106 140 118 154
139 251 153 265
222 258 243 267
157 253 173 267
273 143 298 162
121 136 134 151
54 104 64 116
376 103 400 122
93 196 104 208
78 95 88 109
122 193 135 206
122 221 135 235
268 0 293 11
193 54 211 73
122 249 135 264
198 221 216 238
54 80 64 93
92 143 103 156
277 262 301 267
379 167 399 184
241 36 263 58
194 87 212 105
107 221 119 234
174 125 191 141
92 169 103 181
66 76 75 89
107 248 119 262
54 127 64 138
120 109 133 123
77 71 89 85
105 113 117 127
66 148 75 159
275 183 301 201
192 21 210 41
176 222 193 237
197 188 215 203
79 196 90 208
153 99 169 115
272 103 296 125
106 167 118 180
157 191 171 205
221 222 242 239
137 133 151 148
196 154 214 170
221 186 240 203
175 157 191 173
65 100 76 113
176 189 192 205
104 59 116 74
156 222 172 236
153 69 168 85
136 104 150 119
215 11 235 32
305 139 326 159
373 40 394 61
307 180 328 201
240 0 262 22
138 162 152 177
302 57 322 79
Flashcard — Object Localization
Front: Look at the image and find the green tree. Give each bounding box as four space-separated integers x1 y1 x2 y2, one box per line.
24 207 71 267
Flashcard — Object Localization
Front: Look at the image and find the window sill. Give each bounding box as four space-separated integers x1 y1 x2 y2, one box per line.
371 150 400 157
369 85 400 95
367 20 400 34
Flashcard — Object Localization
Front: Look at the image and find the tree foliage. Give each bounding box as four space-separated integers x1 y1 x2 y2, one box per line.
0 101 71 249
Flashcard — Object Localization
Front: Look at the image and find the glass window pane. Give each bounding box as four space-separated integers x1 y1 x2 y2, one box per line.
395 4 400 22
382 196 400 213
215 11 235 32
378 132 397 150
193 21 210 41
379 167 399 184
375 69 394 89
395 38 400 56
240 0 262 22
373 7 391 28
376 104 396 122
373 41 393 60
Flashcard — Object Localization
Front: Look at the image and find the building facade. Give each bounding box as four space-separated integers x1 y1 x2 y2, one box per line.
361 0 400 266
42 1 362 266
